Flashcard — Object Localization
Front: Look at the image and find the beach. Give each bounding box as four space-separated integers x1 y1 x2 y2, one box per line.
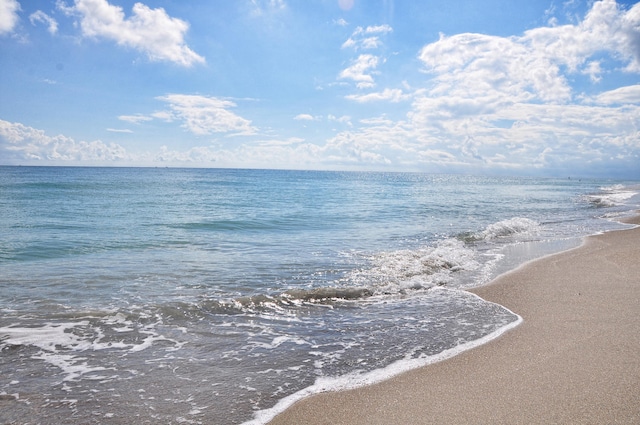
269 216 640 425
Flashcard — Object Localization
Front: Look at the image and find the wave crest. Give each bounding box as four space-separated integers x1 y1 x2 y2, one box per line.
461 217 540 242
348 238 480 294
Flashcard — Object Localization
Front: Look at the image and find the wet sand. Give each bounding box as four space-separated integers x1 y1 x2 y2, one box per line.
269 217 640 424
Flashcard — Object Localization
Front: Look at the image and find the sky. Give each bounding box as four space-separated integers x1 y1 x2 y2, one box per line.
0 0 639 178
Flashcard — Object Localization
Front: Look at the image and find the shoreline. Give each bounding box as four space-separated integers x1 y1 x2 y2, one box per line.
268 217 640 424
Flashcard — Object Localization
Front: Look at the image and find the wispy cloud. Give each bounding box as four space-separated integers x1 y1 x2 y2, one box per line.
590 85 640 105
250 0 287 16
346 88 409 103
29 10 58 34
342 24 393 50
58 0 204 66
334 18 348 27
118 114 152 124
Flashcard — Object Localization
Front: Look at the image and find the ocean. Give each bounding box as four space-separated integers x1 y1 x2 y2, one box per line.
1 166 638 424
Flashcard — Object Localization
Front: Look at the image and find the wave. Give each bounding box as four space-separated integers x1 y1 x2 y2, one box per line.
158 219 540 315
347 238 480 295
460 217 540 243
585 187 637 208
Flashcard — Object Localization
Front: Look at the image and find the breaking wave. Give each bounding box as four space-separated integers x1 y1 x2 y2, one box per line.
585 185 638 208
459 217 540 243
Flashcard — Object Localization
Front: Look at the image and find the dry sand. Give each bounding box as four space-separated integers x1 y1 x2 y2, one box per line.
269 217 640 424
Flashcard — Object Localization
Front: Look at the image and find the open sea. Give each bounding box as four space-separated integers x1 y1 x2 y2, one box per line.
1 166 639 424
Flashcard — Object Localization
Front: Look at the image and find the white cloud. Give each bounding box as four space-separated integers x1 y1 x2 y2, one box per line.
346 88 409 103
59 0 204 66
417 1 640 107
590 84 640 105
363 24 393 35
0 0 20 35
0 119 128 162
582 60 603 82
339 54 379 88
342 24 393 51
294 113 316 121
392 0 640 174
29 10 58 34
359 36 382 49
156 94 257 136
339 24 393 92
523 0 640 72
334 18 348 27
118 114 152 124
328 114 352 126
419 32 571 104
341 37 355 49
106 128 133 133
2 1 638 176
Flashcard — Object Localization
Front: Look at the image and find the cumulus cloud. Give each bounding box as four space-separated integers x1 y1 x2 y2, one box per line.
374 0 639 174
155 94 257 136
59 0 204 66
0 119 128 163
339 54 379 88
417 1 640 108
523 0 640 73
294 113 317 121
29 10 58 34
0 0 20 35
419 32 572 104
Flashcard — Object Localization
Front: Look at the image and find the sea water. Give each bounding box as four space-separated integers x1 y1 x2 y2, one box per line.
0 167 638 424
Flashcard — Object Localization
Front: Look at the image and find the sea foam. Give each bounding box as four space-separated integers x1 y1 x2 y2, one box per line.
243 291 523 425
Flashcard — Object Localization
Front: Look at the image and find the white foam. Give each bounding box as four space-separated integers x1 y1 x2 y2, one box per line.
31 352 111 383
0 319 182 383
0 322 91 352
585 184 639 208
243 291 522 425
477 217 540 240
586 191 636 207
350 238 480 294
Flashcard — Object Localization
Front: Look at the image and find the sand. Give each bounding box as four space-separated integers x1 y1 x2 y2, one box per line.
269 217 640 425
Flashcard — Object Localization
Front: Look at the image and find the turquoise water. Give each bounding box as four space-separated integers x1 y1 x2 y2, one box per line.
1 167 638 424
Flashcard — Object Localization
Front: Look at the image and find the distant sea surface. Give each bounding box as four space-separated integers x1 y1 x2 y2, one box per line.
1 167 639 424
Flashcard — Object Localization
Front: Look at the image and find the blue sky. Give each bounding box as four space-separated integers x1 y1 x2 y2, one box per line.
1 0 639 177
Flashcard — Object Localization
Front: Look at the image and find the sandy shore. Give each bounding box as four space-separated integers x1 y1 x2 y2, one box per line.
269 217 640 425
